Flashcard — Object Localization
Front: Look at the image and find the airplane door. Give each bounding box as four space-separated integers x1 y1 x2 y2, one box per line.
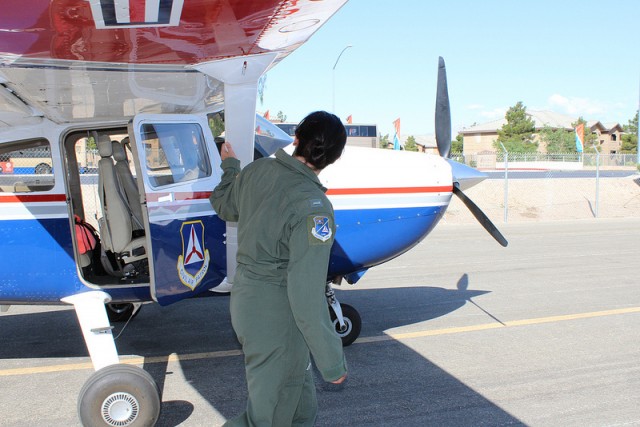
129 114 226 305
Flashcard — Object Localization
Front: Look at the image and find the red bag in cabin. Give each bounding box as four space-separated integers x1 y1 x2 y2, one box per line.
74 215 98 254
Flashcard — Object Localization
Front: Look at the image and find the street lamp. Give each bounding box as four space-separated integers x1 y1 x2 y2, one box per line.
332 45 352 113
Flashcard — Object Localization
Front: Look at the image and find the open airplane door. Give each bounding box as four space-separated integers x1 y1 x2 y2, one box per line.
128 114 227 305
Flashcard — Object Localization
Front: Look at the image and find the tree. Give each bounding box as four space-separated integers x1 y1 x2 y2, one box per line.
494 101 537 152
86 136 97 150
539 126 572 153
620 110 638 153
404 135 418 152
276 111 287 122
539 117 595 153
208 113 225 138
452 133 463 153
379 133 390 149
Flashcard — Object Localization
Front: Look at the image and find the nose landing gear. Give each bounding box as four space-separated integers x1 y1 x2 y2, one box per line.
326 283 362 346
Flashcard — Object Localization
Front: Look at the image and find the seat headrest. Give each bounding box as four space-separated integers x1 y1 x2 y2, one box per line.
97 135 113 158
112 141 127 162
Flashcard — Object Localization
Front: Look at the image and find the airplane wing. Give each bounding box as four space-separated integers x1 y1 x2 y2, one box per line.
0 0 347 124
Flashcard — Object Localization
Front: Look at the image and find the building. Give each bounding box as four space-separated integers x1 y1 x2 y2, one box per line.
586 121 624 154
409 135 438 154
275 122 379 148
459 110 623 155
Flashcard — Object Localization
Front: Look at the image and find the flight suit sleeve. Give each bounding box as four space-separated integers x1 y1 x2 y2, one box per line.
209 157 241 222
286 209 347 382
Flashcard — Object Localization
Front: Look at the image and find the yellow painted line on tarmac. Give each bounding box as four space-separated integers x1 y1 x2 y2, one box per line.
0 349 242 377
355 306 640 344
1 307 639 377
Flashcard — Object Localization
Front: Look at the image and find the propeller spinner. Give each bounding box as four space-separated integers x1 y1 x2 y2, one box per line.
434 57 508 247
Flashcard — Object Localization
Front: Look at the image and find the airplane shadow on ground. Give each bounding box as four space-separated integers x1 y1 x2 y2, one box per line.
0 275 523 426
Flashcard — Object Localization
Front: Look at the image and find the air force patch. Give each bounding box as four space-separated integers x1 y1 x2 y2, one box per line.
309 215 332 243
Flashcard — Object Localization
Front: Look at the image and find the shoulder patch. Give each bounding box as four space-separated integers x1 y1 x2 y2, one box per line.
308 215 333 244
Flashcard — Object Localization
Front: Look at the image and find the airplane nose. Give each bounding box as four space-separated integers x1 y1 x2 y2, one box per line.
446 158 487 191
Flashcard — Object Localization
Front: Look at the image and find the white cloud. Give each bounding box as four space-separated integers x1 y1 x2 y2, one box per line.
464 104 505 121
547 94 606 117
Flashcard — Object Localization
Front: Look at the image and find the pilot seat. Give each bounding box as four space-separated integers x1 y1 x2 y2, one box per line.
96 135 148 278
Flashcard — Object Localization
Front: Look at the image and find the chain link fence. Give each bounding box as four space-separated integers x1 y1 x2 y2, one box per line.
443 152 640 224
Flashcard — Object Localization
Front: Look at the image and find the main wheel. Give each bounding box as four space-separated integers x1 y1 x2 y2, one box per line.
329 303 362 347
78 364 161 427
106 303 135 323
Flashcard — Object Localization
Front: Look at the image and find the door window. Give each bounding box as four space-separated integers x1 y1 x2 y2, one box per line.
140 123 211 188
0 139 54 193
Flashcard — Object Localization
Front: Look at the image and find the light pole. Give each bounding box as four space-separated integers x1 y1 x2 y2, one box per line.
332 45 352 113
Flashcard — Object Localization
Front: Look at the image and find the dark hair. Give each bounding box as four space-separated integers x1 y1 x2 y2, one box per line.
293 111 346 170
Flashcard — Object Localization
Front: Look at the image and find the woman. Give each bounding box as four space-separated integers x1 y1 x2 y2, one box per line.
210 111 348 426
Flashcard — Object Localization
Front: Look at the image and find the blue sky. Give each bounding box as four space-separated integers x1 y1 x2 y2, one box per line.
259 0 640 139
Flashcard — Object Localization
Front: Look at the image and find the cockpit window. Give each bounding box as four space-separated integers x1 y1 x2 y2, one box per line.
139 123 211 188
0 139 55 193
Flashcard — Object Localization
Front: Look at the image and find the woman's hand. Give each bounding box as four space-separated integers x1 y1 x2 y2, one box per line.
331 374 347 384
221 142 237 161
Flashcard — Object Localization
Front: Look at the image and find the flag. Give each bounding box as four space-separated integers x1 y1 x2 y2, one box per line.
575 123 584 153
392 118 401 150
263 110 270 120
346 115 352 124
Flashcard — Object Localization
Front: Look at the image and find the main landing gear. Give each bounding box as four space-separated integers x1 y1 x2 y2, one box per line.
326 282 362 346
78 364 160 427
63 292 160 427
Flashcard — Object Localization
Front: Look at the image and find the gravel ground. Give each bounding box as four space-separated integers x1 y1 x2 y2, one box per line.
442 174 640 224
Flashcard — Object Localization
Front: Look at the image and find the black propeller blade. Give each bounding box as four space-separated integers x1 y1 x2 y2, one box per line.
434 56 508 247
453 183 508 247
435 56 451 158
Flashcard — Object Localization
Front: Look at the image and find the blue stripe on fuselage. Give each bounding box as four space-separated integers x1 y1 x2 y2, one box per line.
329 205 446 277
0 218 83 302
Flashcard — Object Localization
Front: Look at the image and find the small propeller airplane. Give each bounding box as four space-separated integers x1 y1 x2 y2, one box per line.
0 1 506 425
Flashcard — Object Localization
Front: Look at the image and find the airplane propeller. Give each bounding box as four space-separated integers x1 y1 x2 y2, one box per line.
435 57 451 159
434 57 508 247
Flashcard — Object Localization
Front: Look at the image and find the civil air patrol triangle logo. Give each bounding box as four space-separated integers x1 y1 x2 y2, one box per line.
177 220 210 290
310 215 332 243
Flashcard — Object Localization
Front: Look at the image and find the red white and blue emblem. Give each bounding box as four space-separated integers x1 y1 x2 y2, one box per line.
88 0 185 29
177 220 210 290
311 216 332 242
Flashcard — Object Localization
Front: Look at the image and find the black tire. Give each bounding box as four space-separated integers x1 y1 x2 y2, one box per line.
34 163 52 174
78 364 161 427
106 303 135 323
329 303 362 347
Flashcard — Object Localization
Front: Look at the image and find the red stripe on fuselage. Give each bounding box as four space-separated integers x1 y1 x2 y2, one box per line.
145 186 452 202
326 186 453 196
0 194 67 203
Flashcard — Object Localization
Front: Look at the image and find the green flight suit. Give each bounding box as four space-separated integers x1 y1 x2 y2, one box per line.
210 149 347 427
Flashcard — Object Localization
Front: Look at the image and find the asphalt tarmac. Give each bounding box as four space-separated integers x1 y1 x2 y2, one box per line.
1 218 639 426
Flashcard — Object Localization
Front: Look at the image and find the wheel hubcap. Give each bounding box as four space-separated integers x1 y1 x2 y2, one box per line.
102 392 139 426
334 318 352 336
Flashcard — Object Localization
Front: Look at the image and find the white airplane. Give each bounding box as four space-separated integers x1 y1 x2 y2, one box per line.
0 1 506 425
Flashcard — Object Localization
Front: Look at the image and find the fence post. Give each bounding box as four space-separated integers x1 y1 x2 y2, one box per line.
500 143 508 223
593 145 600 218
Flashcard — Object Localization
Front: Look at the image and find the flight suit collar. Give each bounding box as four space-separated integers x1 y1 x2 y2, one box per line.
275 149 327 192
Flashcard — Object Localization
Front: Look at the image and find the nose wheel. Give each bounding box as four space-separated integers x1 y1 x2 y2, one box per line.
329 302 362 346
